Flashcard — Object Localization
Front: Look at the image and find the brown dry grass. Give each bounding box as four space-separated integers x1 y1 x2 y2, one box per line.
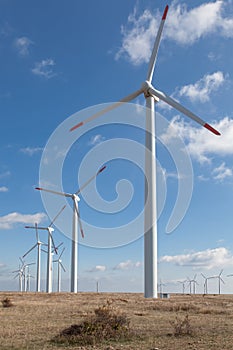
1 292 233 349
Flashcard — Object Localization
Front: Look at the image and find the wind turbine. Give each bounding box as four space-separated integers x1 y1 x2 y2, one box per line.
212 269 225 295
36 165 106 293
187 275 198 294
201 273 208 295
12 259 25 292
23 223 46 292
25 206 65 293
53 247 66 292
69 5 221 298
178 280 187 294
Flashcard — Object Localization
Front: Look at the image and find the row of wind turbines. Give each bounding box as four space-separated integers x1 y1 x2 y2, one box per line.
13 166 106 293
167 270 233 295
14 4 221 297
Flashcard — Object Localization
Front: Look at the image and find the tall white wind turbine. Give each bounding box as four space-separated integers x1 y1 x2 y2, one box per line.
25 206 65 293
69 5 221 298
23 223 45 292
36 165 106 293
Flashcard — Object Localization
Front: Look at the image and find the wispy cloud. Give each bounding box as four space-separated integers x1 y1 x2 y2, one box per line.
160 247 233 270
0 186 8 193
113 260 142 270
14 36 33 56
31 59 56 79
0 212 46 230
87 265 106 272
160 116 233 164
19 146 43 156
178 71 226 103
88 134 105 146
212 162 233 182
116 1 233 65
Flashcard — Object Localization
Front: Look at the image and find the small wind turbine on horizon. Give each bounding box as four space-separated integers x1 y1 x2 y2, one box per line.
25 206 66 293
53 247 66 292
12 259 25 292
187 275 198 294
36 165 106 293
212 269 225 295
23 223 46 292
69 5 221 298
178 280 187 294
201 273 215 295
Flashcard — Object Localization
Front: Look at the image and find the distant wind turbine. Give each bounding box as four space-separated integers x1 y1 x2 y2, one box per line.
69 5 221 298
25 206 65 293
212 270 225 295
23 223 46 292
36 165 106 293
53 247 66 292
178 280 187 294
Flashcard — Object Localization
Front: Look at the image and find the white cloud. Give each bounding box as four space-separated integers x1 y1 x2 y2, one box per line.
116 1 233 65
113 260 142 270
0 186 8 192
31 59 56 79
87 265 106 272
212 162 233 181
88 134 105 146
20 146 43 156
178 72 226 103
160 247 233 270
14 36 33 56
0 212 46 230
160 116 233 164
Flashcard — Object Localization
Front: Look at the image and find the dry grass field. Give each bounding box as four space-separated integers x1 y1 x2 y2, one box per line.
1 292 233 349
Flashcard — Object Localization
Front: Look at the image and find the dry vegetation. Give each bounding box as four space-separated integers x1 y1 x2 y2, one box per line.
1 292 233 349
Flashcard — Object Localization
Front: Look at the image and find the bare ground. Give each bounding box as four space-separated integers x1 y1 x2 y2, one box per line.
1 292 233 349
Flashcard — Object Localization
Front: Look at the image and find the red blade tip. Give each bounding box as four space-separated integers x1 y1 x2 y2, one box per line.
81 230 84 238
70 121 83 132
35 187 42 190
204 123 221 136
162 5 169 20
98 165 106 173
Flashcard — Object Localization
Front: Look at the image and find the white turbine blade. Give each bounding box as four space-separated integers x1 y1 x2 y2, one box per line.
60 262 66 272
147 5 169 83
59 247 65 259
219 269 223 276
74 200 84 238
48 230 58 254
23 244 37 258
35 187 72 198
148 86 221 135
70 88 144 132
55 242 64 251
48 205 66 227
75 165 106 195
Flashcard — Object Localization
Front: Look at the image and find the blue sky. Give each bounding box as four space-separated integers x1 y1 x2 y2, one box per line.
1 0 233 295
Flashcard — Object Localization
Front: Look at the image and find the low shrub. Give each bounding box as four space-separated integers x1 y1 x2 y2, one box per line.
1 297 13 308
170 314 192 336
53 300 132 346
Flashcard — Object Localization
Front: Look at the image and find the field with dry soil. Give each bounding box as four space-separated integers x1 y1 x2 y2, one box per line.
1 292 233 349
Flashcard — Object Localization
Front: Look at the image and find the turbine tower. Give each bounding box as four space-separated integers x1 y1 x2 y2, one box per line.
69 5 220 298
36 165 106 293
